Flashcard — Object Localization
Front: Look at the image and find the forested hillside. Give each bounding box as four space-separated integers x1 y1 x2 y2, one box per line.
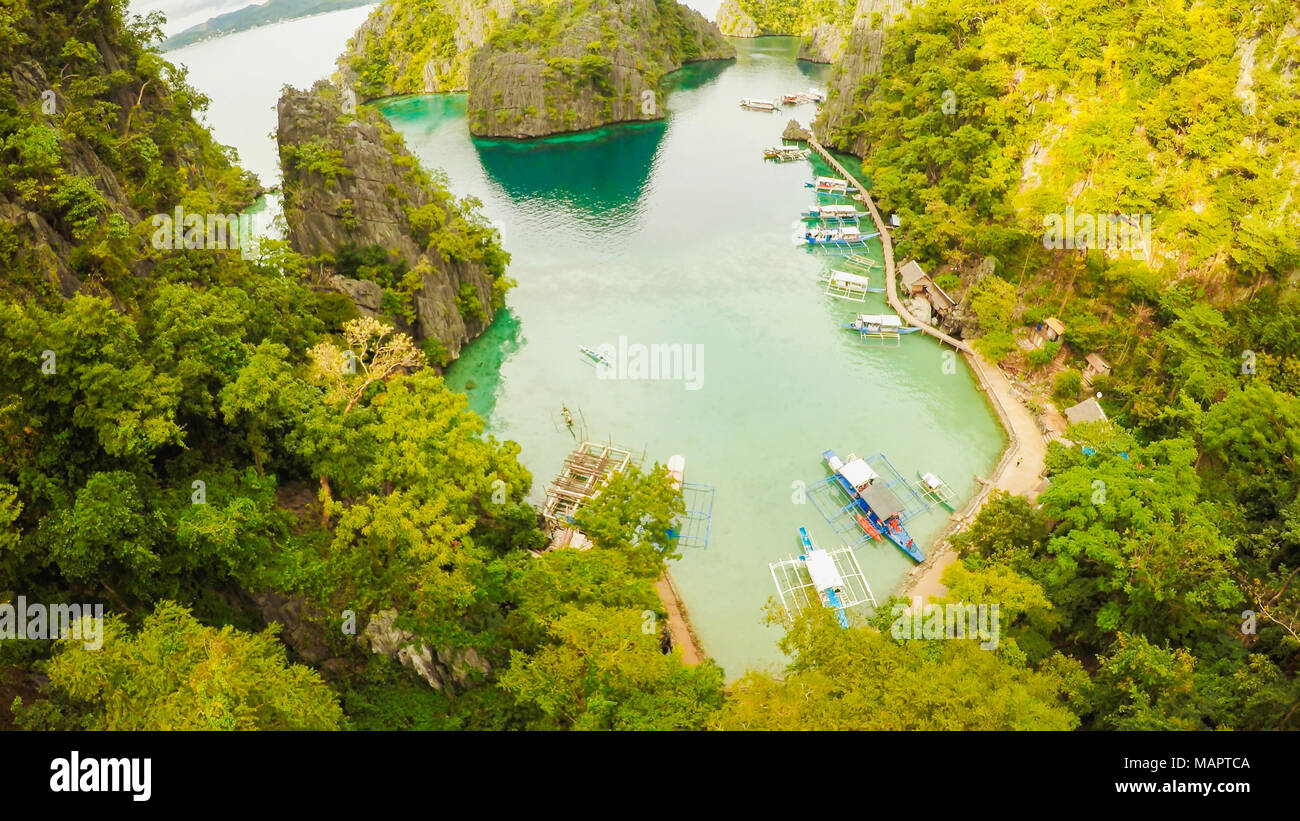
737 0 1300 729
0 0 723 730
1 0 1297 731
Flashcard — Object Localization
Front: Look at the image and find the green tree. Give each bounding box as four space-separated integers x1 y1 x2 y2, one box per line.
15 601 343 730
720 609 1080 730
500 605 724 730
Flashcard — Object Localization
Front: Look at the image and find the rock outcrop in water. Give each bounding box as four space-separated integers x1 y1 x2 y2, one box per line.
783 119 811 141
340 0 734 138
466 0 735 138
277 81 510 363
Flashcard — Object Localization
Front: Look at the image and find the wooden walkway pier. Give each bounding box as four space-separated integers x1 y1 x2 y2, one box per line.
806 134 973 354
804 130 1050 604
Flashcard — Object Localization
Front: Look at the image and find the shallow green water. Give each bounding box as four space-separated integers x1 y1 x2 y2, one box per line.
378 37 1006 679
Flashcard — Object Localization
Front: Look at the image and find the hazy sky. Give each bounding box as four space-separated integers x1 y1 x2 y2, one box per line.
128 0 722 37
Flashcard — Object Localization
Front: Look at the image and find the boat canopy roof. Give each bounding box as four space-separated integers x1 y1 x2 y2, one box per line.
921 472 943 489
819 204 858 216
829 270 870 286
857 313 904 327
804 548 844 591
839 457 879 489
861 481 904 518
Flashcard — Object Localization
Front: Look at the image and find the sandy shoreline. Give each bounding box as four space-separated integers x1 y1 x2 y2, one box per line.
806 131 1048 604
655 570 706 665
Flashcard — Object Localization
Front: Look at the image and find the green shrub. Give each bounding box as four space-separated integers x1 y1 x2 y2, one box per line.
1053 368 1083 402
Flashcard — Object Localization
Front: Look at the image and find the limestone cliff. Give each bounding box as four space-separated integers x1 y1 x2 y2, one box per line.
467 0 735 138
277 81 510 363
714 0 854 62
797 23 846 63
338 0 517 97
715 0 759 37
813 0 915 154
2 44 260 302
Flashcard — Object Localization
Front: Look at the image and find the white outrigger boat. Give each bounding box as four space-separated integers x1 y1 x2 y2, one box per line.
578 345 611 365
801 203 867 223
844 313 921 342
820 269 884 301
806 88 827 103
764 145 810 161
913 471 956 510
740 97 779 112
805 176 858 195
797 223 880 248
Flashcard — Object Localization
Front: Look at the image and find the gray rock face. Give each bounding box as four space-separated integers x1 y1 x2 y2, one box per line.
466 0 734 138
254 592 337 665
277 81 503 360
327 275 385 317
363 609 491 692
783 119 812 141
338 0 519 96
715 0 759 37
814 0 917 155
4 60 140 297
798 23 846 63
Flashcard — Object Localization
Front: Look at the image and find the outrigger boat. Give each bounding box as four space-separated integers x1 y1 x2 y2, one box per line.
915 471 957 511
578 345 611 365
797 527 849 627
844 313 921 335
805 176 858 195
764 145 810 161
782 91 811 105
823 449 925 563
806 88 827 103
799 224 879 248
801 203 868 222
820 269 884 301
740 97 779 112
769 528 876 628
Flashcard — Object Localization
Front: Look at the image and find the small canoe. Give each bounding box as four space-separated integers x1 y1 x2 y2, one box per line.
854 512 882 541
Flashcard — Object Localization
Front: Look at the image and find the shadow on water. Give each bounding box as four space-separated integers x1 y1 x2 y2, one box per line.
471 120 667 225
663 56 733 94
443 307 523 422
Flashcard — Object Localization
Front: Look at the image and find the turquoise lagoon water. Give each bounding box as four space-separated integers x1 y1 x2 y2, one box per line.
377 37 1007 678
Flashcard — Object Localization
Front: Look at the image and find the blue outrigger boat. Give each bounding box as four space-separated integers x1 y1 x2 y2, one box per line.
797 526 849 627
800 224 880 249
823 449 925 563
843 313 922 336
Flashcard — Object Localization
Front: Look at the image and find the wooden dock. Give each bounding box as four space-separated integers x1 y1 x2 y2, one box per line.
806 134 973 354
805 131 1050 605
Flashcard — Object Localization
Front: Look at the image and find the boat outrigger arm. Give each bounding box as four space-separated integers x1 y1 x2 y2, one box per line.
822 449 925 563
769 527 877 628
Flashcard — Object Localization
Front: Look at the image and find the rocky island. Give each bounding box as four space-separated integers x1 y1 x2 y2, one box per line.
339 0 734 138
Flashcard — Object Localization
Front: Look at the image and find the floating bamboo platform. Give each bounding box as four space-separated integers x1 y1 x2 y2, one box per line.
540 441 641 548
